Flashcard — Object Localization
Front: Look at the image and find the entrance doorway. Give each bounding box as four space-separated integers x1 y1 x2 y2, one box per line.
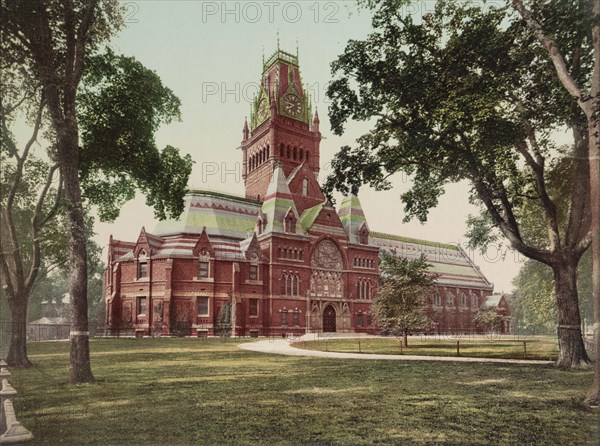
323 305 336 332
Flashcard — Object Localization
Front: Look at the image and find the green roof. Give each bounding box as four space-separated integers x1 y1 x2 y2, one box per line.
188 189 260 205
371 231 460 251
300 203 324 231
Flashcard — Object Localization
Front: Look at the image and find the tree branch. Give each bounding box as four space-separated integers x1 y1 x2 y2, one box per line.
513 138 561 250
511 0 584 100
3 93 46 292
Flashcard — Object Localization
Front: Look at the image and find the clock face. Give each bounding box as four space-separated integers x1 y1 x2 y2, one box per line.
257 99 269 121
284 94 302 116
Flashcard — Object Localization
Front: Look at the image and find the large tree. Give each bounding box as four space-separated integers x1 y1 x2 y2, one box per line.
2 1 192 381
0 122 66 366
512 251 592 335
373 252 437 347
510 0 600 408
325 0 592 369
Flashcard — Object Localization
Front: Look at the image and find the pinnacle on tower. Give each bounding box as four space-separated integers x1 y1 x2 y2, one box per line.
243 117 249 141
312 107 320 133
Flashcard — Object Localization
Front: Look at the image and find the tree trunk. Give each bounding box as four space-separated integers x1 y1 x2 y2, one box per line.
403 330 408 347
553 260 591 368
5 296 31 368
584 97 600 406
60 130 94 384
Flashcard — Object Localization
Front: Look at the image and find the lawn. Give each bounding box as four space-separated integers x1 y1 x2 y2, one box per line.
293 336 559 361
5 338 598 445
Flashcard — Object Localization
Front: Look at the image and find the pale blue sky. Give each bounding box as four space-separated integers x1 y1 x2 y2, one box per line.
90 0 526 291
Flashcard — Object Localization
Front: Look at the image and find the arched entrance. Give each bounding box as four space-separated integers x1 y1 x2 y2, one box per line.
323 305 336 332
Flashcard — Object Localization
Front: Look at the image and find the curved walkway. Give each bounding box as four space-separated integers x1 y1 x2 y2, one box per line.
239 336 554 365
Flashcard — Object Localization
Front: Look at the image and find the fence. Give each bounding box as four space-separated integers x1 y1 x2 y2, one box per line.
0 360 33 444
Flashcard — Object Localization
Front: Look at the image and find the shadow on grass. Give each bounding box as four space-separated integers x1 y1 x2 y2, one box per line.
7 338 597 446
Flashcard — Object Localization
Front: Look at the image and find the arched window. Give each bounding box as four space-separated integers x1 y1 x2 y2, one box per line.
293 147 297 160
280 143 284 157
359 227 369 245
137 250 148 279
357 280 364 299
299 148 304 160
266 144 270 159
287 145 291 158
305 151 310 162
281 274 287 294
366 281 371 299
302 178 308 196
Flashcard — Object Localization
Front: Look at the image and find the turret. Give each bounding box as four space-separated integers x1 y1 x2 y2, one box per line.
312 107 320 133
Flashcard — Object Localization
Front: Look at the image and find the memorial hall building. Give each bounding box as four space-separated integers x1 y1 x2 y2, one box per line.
103 49 502 337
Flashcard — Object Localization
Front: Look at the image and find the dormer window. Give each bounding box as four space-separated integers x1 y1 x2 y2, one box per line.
137 251 148 279
198 248 210 279
302 178 308 196
358 225 369 245
284 209 296 233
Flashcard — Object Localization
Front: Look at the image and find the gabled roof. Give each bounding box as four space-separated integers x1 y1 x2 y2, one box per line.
372 231 493 290
153 191 260 239
483 294 509 308
29 317 69 326
300 202 324 231
260 165 305 235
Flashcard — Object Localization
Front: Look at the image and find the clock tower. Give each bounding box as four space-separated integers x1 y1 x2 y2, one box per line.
241 47 321 201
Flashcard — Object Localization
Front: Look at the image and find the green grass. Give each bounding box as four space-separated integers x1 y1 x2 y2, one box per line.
6 338 598 445
294 337 560 361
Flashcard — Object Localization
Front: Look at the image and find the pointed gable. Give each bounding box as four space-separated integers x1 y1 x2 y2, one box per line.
260 164 305 235
338 194 371 245
286 160 325 215
192 227 214 257
300 201 348 239
240 233 263 261
134 227 163 257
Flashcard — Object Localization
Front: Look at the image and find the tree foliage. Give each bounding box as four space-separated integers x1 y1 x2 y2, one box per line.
473 307 507 333
79 49 193 221
325 0 592 368
1 1 192 379
372 251 437 346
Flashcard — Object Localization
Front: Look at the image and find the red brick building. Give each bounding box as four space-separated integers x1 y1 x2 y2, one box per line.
103 49 498 337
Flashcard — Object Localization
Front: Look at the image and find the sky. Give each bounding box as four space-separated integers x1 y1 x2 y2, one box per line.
24 0 530 292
